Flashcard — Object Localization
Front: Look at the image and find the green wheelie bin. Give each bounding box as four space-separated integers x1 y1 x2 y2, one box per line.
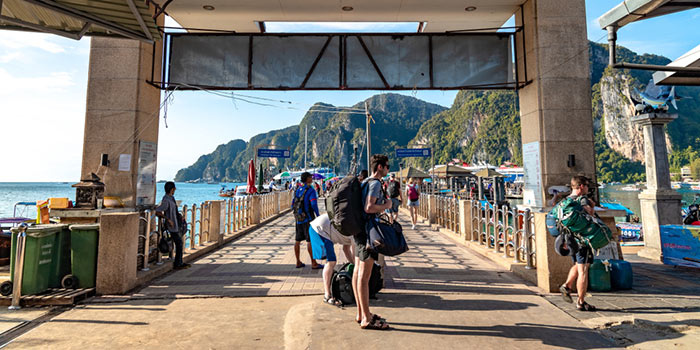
32 224 71 288
63 224 100 289
1 225 60 296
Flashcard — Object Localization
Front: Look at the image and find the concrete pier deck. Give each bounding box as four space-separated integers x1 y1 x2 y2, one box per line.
1 210 697 349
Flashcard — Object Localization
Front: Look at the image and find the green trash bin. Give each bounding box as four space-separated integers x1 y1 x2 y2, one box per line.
2 225 60 296
64 224 100 289
32 224 71 288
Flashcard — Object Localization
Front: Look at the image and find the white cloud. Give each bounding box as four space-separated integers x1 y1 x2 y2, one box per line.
0 52 21 63
0 68 74 95
0 31 65 53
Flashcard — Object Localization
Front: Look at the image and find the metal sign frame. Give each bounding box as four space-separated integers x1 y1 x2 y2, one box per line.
151 30 527 91
257 148 291 159
396 148 432 158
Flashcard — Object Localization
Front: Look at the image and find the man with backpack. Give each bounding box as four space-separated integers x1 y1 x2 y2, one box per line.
352 154 392 330
385 174 403 224
559 176 597 312
291 172 321 269
155 181 190 270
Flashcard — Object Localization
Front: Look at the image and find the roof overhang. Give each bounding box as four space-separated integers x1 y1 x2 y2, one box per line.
164 0 525 33
598 0 700 29
654 44 700 85
0 0 160 42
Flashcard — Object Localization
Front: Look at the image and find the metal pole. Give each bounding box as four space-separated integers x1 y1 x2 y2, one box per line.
365 102 371 172
142 210 152 271
606 26 617 67
9 223 28 310
524 209 534 269
304 125 307 170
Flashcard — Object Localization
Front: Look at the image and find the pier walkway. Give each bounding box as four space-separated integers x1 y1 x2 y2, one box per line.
2 209 619 349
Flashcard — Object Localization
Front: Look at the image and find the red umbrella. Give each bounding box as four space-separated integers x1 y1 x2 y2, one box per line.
247 159 257 194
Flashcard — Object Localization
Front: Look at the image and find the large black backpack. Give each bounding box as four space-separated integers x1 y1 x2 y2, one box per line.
292 186 311 222
388 180 400 198
331 263 383 306
325 176 365 236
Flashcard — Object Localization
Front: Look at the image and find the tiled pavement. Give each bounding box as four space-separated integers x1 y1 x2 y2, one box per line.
135 208 533 299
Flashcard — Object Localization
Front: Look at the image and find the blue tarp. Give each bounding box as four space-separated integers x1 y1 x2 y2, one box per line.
601 202 634 215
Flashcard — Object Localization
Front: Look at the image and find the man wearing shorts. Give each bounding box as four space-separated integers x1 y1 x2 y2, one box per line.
292 172 321 269
560 175 596 312
385 174 402 224
352 154 392 330
309 213 354 306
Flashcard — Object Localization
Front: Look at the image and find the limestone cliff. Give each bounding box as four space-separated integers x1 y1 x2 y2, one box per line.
598 73 645 162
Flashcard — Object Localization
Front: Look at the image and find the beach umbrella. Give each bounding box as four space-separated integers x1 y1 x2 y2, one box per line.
247 160 257 194
258 163 264 192
312 173 324 180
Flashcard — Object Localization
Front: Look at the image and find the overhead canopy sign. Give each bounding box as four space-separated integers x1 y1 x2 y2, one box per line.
257 148 290 158
396 148 432 158
165 33 515 90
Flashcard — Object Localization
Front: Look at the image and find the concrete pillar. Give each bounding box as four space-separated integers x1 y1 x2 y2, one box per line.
428 195 438 224
80 35 163 208
250 196 262 225
534 213 572 292
207 200 225 244
632 113 682 261
96 212 139 294
515 0 596 209
459 200 472 238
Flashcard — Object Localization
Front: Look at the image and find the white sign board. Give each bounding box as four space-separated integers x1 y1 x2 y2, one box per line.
118 154 131 172
136 141 157 206
522 141 543 208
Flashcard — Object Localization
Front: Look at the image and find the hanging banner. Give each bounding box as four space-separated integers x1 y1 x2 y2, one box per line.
522 141 543 208
136 141 157 206
167 33 514 90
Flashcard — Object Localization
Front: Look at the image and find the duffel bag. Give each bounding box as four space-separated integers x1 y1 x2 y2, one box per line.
366 216 408 257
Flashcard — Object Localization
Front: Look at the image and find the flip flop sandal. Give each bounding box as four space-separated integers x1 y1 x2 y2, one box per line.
323 296 342 306
577 301 596 311
360 318 390 330
295 263 306 268
356 314 384 324
312 264 325 270
559 285 573 304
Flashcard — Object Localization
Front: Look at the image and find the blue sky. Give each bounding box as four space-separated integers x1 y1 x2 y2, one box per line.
0 1 698 181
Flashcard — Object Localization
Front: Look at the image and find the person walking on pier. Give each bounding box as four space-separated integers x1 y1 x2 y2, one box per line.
353 154 392 330
358 169 368 182
308 213 354 306
156 182 190 270
406 178 420 229
560 175 596 312
385 174 402 224
292 172 321 269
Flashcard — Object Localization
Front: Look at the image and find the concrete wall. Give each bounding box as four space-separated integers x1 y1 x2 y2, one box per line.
80 36 163 207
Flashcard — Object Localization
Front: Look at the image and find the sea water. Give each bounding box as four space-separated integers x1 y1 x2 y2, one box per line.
0 182 246 218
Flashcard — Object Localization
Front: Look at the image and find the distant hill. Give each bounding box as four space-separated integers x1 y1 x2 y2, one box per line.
174 93 446 182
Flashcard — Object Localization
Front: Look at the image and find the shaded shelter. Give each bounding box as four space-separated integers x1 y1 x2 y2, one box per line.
398 167 431 180
475 168 505 202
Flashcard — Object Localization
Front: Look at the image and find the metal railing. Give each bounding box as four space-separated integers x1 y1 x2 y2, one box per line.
411 192 536 269
137 191 293 273
470 200 535 268
138 209 162 271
